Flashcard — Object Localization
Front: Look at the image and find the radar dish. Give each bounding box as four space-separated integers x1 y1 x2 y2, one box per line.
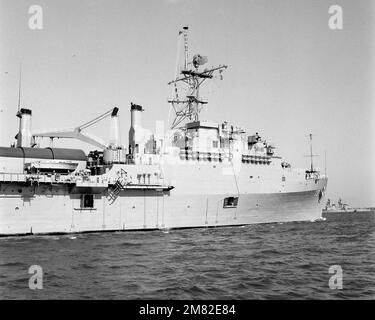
192 54 208 68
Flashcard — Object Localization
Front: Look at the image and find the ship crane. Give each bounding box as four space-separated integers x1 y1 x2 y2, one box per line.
32 107 119 149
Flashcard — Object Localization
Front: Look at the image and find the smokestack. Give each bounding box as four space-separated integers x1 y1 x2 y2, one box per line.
129 103 143 155
130 103 143 129
108 107 120 148
16 108 32 147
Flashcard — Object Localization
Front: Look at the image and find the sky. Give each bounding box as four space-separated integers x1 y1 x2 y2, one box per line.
0 0 374 206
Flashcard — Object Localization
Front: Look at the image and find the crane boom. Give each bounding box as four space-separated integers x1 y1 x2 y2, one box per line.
78 107 118 131
32 107 119 149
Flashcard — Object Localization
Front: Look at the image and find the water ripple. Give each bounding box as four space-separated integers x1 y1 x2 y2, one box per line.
0 212 374 299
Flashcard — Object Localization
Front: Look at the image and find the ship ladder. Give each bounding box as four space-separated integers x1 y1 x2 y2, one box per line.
107 177 126 204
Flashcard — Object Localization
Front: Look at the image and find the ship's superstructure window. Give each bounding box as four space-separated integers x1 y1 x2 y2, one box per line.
81 194 94 209
223 197 239 208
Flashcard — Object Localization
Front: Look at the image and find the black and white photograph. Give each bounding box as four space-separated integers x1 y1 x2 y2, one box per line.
0 0 374 305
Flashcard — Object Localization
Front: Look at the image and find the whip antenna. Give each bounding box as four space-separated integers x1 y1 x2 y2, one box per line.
17 64 22 114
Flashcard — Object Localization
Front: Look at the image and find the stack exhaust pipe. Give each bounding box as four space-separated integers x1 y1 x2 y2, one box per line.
16 108 32 147
108 107 120 148
129 102 143 155
130 102 143 129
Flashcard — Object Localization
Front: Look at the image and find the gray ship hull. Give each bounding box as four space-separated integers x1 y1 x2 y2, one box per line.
0 174 327 236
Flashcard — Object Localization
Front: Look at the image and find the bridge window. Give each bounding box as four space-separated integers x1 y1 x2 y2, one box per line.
81 194 94 209
223 197 239 208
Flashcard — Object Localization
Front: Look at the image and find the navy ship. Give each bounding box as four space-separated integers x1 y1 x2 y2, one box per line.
0 27 327 236
323 198 374 214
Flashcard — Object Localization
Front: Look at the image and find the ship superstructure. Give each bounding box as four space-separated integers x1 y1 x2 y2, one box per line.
0 27 327 236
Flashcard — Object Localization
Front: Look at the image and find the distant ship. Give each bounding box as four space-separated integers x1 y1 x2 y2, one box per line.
323 198 374 214
0 27 328 236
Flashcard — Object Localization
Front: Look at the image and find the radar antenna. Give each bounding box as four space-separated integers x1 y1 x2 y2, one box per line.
168 26 227 129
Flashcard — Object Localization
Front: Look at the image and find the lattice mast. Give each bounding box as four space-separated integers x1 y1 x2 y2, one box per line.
168 26 227 129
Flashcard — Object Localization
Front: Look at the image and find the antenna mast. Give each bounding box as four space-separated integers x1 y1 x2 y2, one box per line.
183 26 189 71
168 26 227 129
324 149 327 177
305 133 319 172
17 65 22 116
309 133 314 172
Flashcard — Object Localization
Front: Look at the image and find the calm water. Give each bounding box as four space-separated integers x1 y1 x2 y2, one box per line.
0 212 374 299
